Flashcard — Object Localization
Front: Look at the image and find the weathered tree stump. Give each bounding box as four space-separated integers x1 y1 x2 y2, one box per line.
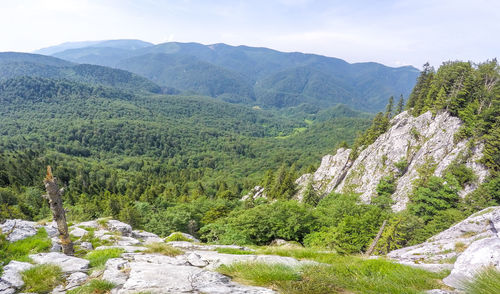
43 166 74 255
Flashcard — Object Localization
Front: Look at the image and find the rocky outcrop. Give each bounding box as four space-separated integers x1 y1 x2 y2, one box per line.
0 261 33 294
29 252 90 273
295 111 489 211
389 206 500 289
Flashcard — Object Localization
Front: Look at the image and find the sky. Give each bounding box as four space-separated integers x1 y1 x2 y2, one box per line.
0 0 499 68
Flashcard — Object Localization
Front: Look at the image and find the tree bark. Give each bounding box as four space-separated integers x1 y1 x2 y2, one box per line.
365 219 387 257
43 166 74 255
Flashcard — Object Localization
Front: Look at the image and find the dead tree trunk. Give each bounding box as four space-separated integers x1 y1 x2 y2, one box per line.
365 219 387 257
43 166 74 256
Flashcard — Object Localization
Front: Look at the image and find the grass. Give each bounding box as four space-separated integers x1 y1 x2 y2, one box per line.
144 242 184 256
464 267 500 294
165 232 193 242
78 227 113 251
85 248 124 268
66 279 115 294
21 264 63 294
218 247 447 294
216 247 254 255
455 242 467 253
217 262 301 287
0 228 51 273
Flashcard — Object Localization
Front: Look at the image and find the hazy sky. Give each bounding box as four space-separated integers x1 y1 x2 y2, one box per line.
0 0 499 67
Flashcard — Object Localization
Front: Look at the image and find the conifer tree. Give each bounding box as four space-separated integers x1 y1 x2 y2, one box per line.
396 95 404 114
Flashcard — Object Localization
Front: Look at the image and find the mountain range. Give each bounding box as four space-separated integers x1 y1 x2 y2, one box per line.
33 39 420 112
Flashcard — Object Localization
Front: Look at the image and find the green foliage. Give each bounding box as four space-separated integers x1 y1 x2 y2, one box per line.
302 180 320 206
66 279 116 294
85 248 124 268
408 175 460 222
373 176 396 210
464 267 500 294
21 264 63 294
304 193 387 253
144 242 184 256
200 201 316 245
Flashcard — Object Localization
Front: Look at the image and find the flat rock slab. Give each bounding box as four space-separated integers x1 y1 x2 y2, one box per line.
191 250 304 270
105 254 275 294
0 219 39 242
95 245 147 253
29 252 89 273
0 260 33 292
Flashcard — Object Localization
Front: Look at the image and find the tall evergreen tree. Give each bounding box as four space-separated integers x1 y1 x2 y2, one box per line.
396 95 405 114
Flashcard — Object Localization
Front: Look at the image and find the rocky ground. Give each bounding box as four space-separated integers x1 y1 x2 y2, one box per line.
388 206 500 291
0 218 311 294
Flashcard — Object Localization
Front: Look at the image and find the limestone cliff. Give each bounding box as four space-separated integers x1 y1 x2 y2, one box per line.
295 110 489 211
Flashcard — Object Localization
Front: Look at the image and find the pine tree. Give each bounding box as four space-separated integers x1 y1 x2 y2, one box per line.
385 96 394 118
396 95 404 114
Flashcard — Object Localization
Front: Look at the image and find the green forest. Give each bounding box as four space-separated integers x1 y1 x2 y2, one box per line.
1 58 499 258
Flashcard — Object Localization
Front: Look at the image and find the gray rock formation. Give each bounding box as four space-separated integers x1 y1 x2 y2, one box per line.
443 237 500 289
0 261 33 293
166 232 200 242
132 230 164 244
29 252 90 273
295 111 489 211
0 220 40 242
388 206 500 265
107 220 132 236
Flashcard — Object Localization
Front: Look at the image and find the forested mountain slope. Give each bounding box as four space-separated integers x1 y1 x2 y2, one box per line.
0 52 161 93
41 41 419 112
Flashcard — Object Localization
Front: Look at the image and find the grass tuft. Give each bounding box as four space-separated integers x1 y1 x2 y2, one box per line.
85 248 124 268
21 264 63 294
218 262 301 287
144 242 184 256
216 247 254 255
66 279 115 294
464 267 500 294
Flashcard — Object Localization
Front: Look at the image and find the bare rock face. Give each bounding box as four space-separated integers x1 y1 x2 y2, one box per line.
388 206 500 264
0 261 33 293
295 111 489 211
443 237 500 289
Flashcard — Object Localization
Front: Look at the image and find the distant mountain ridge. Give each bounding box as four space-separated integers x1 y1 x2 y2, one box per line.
0 52 161 93
36 40 420 112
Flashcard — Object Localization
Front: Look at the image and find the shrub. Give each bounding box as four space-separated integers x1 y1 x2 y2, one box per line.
21 264 63 294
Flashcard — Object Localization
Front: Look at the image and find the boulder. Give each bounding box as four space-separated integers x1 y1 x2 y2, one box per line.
95 245 147 253
102 258 130 287
74 220 100 229
70 227 88 238
0 219 40 242
50 237 62 252
29 252 89 273
131 230 163 244
443 237 500 289
65 272 88 290
107 220 132 236
80 242 93 250
269 239 303 248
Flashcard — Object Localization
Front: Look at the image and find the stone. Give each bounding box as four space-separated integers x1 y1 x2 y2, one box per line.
43 222 59 238
70 227 88 238
186 252 209 267
443 237 500 289
131 230 163 244
74 220 100 229
29 252 89 273
0 219 40 242
102 258 130 287
80 241 93 250
241 186 267 201
50 237 62 252
0 261 33 289
107 220 132 236
269 239 303 248
65 272 88 290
